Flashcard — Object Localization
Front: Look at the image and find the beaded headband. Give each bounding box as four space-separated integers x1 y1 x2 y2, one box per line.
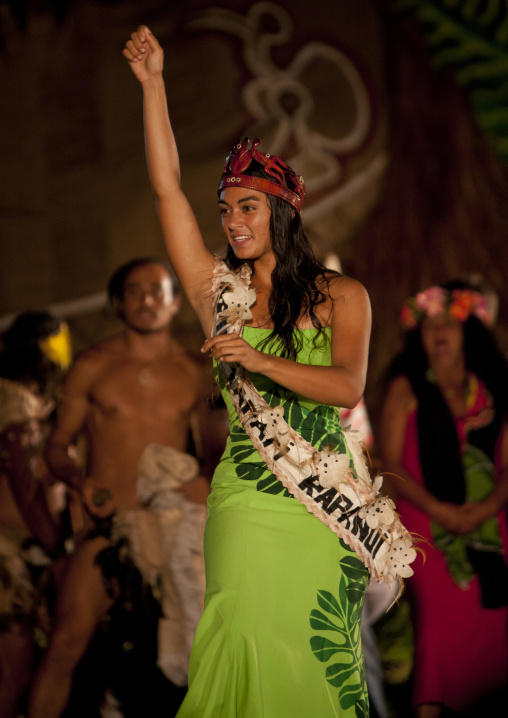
400 286 489 330
217 138 306 213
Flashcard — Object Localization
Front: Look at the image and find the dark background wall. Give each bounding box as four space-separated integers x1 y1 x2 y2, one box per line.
1 0 508 428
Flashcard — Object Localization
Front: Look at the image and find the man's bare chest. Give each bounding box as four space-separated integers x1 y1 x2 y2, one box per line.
89 358 199 420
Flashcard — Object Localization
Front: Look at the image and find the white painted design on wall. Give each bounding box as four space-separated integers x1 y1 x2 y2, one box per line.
188 1 387 221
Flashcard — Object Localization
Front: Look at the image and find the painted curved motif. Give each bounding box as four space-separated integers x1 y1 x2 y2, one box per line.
188 1 386 221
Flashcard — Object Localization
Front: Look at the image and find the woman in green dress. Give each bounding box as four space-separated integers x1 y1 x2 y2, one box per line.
123 26 413 718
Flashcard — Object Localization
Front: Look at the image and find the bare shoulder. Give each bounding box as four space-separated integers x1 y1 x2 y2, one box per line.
321 274 371 332
65 335 124 391
327 273 370 307
74 336 123 368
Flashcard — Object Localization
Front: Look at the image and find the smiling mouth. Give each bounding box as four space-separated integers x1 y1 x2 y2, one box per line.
231 235 251 246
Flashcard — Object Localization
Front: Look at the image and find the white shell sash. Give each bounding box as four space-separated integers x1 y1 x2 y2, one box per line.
211 259 415 587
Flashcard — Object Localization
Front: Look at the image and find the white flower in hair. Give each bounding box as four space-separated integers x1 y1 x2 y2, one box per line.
384 536 417 580
219 286 257 322
358 496 396 529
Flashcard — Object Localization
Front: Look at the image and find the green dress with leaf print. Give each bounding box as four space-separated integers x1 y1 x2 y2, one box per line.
176 326 369 718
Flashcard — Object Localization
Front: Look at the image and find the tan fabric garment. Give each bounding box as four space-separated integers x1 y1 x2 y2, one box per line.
0 377 45 433
111 445 207 687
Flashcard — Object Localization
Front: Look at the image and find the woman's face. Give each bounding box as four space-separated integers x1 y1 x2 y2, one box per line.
421 314 464 369
218 186 272 261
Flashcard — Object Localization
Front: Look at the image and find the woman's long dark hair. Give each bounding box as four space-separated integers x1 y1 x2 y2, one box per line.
388 315 508 503
224 162 338 360
389 307 508 607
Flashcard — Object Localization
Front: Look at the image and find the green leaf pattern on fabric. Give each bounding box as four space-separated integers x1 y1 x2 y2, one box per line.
225 381 350 496
213 326 352 496
393 0 508 162
431 441 502 586
228 423 290 496
309 554 369 716
214 324 368 712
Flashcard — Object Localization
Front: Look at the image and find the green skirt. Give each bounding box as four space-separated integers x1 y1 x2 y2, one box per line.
176 485 369 717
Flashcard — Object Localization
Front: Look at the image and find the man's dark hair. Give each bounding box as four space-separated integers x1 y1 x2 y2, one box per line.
107 257 180 308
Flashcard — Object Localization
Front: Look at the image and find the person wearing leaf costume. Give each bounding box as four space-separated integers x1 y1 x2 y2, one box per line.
381 283 508 717
123 26 415 718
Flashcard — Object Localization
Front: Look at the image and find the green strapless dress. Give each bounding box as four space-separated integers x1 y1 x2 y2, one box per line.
176 327 369 718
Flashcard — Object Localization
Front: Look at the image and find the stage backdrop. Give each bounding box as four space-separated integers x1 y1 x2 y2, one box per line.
1 0 508 427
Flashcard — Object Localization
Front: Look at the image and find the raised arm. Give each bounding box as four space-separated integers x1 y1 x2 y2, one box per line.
123 26 216 332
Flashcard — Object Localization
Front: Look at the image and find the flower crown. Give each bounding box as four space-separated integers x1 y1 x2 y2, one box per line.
217 138 306 212
400 286 489 330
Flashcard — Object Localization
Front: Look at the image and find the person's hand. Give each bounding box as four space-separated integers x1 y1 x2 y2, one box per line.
122 25 163 84
82 477 116 518
431 500 470 534
459 500 497 533
202 333 272 374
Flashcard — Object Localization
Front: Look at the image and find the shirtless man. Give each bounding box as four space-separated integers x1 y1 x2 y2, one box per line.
27 258 220 718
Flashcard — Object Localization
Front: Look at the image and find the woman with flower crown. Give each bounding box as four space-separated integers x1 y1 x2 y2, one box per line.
380 283 508 717
123 26 415 718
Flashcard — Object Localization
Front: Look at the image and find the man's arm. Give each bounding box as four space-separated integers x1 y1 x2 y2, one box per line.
178 361 228 504
45 352 96 493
